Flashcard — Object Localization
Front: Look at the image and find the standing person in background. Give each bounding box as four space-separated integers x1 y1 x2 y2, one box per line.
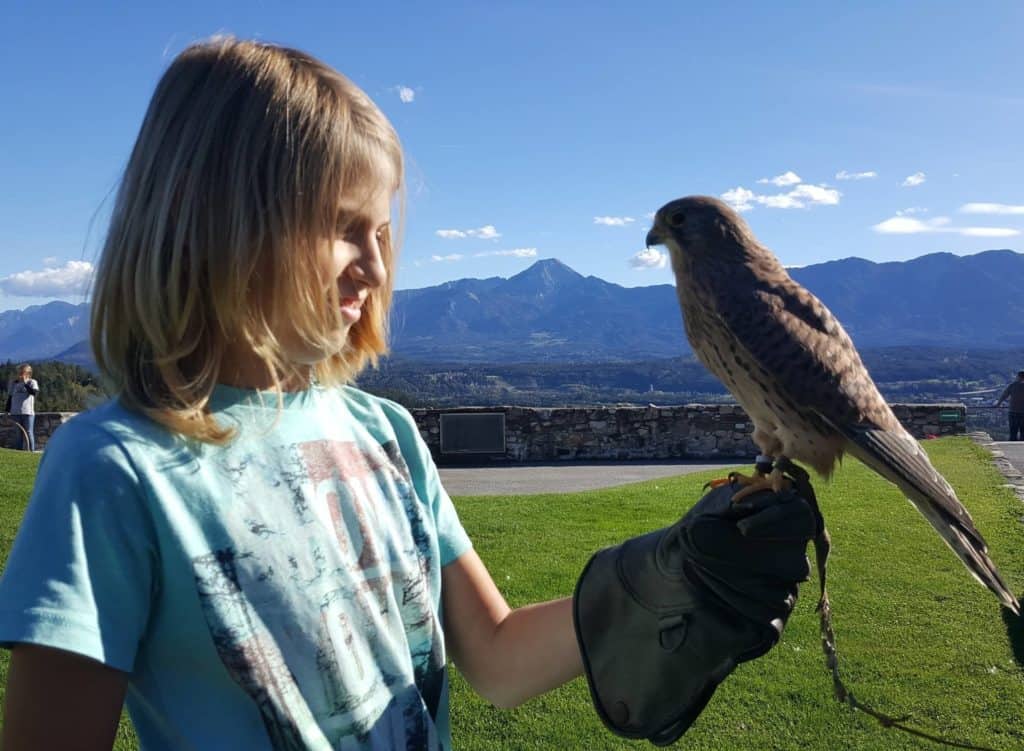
994 370 1024 441
8 364 38 451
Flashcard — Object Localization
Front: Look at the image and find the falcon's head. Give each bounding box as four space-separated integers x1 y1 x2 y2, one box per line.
646 195 757 266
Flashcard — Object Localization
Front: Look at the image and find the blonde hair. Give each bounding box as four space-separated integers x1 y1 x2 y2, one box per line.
91 37 403 442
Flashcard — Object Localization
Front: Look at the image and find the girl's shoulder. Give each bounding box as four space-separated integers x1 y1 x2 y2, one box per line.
335 385 416 429
46 398 179 463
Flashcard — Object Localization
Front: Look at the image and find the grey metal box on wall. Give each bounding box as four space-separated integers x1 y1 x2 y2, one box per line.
439 412 506 454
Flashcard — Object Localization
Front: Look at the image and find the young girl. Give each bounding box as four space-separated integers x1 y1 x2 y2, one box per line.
6 364 38 451
0 37 582 750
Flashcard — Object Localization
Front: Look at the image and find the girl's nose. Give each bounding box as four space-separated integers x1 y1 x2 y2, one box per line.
350 240 388 290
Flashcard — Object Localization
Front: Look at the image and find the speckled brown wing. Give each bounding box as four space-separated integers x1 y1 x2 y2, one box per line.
707 271 1019 613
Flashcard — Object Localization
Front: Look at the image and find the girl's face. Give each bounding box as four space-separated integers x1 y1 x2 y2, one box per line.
273 181 392 371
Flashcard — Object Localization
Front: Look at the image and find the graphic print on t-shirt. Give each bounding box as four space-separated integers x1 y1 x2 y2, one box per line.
191 437 446 750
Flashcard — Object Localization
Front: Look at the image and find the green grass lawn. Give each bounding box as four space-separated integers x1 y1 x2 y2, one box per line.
1 438 1022 750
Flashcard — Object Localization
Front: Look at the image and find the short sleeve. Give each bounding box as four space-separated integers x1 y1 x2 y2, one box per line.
0 417 158 672
378 400 473 566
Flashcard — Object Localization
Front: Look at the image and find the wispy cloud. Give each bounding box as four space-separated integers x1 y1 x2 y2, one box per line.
392 85 416 103
872 215 1019 237
902 172 926 187
0 260 94 297
430 254 465 262
475 248 537 258
721 187 757 212
630 248 668 269
835 170 878 181
594 216 635 226
757 171 802 187
896 207 928 216
960 202 1024 215
721 183 841 213
435 224 501 240
42 256 59 267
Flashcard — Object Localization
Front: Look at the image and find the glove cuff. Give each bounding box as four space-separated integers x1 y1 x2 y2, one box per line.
573 526 773 745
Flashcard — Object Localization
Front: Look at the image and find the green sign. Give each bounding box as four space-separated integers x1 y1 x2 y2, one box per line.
938 410 962 423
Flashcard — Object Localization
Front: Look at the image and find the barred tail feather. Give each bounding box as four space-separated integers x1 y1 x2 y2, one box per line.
839 424 1020 615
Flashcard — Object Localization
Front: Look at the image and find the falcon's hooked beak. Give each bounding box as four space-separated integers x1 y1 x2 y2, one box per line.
645 224 664 248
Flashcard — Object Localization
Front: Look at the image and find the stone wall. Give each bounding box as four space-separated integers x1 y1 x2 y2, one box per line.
411 403 967 463
0 412 75 452
1 403 966 459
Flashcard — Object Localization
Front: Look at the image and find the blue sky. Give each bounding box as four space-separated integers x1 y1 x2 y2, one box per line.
2 1 1023 312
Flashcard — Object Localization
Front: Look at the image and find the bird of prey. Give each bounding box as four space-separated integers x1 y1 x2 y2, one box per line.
646 195 1020 615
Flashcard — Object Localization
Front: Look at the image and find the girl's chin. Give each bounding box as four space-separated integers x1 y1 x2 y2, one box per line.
283 327 354 365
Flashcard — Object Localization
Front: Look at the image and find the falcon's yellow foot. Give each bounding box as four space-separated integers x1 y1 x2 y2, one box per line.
703 470 761 491
731 467 792 502
726 471 761 487
704 477 733 490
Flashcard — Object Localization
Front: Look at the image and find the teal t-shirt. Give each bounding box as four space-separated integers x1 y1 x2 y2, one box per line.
0 384 472 750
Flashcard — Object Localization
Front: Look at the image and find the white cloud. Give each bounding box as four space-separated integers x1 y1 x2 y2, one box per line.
430 254 464 262
629 248 668 269
435 224 501 240
872 216 934 234
0 260 94 297
872 215 1019 237
721 187 756 212
472 225 500 240
959 227 1020 237
959 202 1024 215
835 170 878 181
758 193 804 209
896 207 928 216
42 256 59 267
902 171 926 187
757 171 802 187
475 248 538 258
395 85 415 103
789 184 841 206
594 216 635 226
721 183 840 212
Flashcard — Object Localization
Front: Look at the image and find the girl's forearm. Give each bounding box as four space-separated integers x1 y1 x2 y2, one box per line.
480 597 583 708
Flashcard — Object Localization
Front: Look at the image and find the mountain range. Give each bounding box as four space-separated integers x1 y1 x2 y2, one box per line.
3 248 1023 367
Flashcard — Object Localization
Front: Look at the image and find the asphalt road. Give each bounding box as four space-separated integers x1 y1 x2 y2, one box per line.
991 440 1024 476
437 459 741 496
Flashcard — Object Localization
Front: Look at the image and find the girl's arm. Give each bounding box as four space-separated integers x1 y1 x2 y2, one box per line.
2 644 127 751
441 549 583 709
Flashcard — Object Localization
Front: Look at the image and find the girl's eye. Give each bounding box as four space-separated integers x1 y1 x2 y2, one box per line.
338 221 363 243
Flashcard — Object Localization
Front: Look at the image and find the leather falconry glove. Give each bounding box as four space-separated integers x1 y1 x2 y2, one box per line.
573 478 819 746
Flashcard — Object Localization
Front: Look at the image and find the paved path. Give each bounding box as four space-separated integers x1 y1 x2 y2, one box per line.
973 436 1024 506
438 459 741 496
990 441 1024 476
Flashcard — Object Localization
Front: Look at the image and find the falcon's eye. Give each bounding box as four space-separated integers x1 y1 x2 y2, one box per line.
668 211 686 227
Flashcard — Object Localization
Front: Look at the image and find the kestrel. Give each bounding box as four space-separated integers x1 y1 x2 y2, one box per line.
646 195 1020 615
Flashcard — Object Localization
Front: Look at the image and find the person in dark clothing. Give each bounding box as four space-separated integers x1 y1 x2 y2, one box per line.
994 370 1024 441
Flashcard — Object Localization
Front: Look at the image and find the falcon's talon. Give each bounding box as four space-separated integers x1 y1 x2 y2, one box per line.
730 478 775 503
727 471 761 486
704 477 733 490
769 467 791 494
